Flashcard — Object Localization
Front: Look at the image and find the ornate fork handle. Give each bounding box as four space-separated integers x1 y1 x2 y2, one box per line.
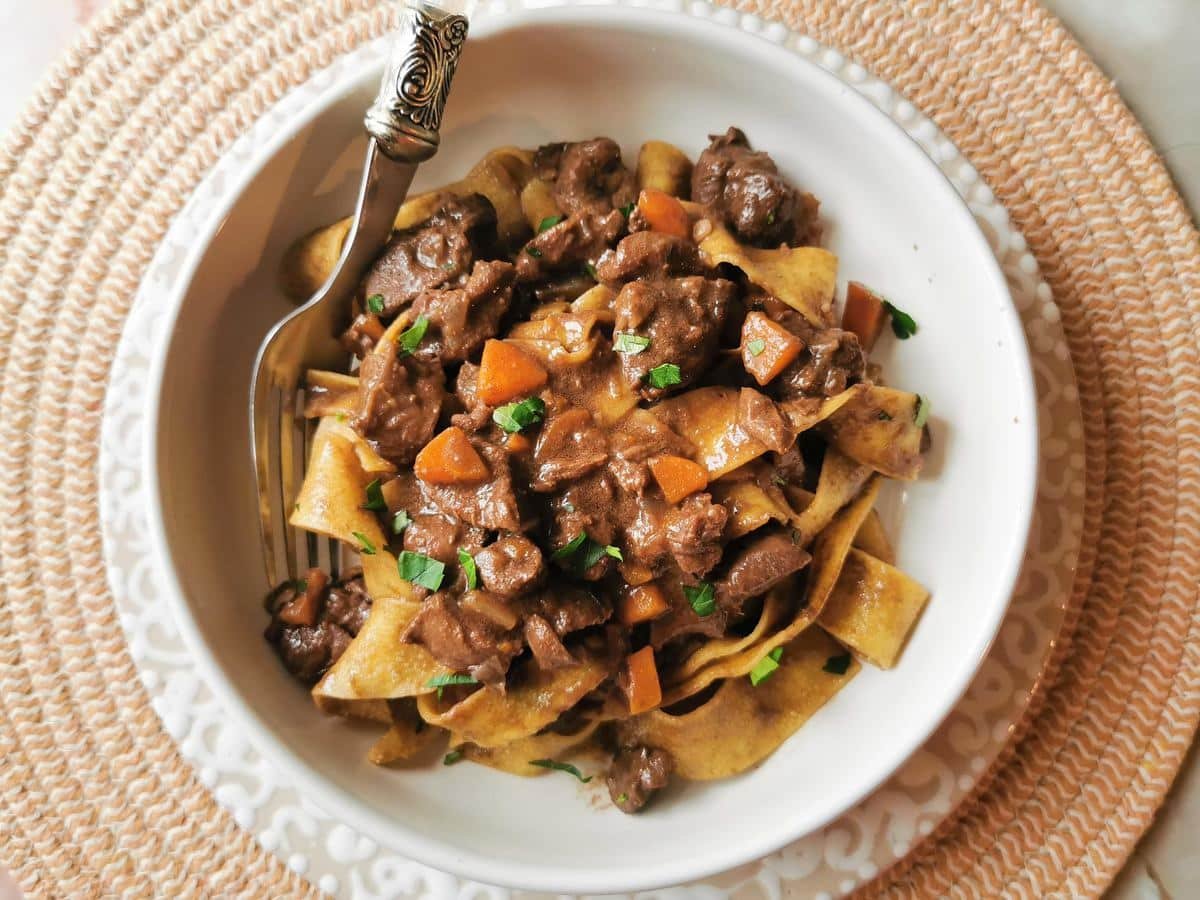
365 3 469 162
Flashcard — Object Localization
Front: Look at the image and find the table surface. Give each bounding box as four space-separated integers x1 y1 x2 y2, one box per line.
0 2 1196 898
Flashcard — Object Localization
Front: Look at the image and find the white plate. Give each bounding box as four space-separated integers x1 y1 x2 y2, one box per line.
141 5 1037 893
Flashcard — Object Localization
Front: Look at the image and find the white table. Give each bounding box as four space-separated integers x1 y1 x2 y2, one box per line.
0 2 1195 897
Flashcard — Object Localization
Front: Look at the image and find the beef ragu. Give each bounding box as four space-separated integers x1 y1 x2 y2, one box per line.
269 129 933 812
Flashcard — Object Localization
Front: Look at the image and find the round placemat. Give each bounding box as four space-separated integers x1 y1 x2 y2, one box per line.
1 2 1197 899
94 10 1083 897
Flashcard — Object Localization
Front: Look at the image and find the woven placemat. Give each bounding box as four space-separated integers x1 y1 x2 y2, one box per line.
0 0 1196 897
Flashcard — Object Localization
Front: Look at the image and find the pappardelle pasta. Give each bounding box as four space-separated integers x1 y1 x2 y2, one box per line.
265 129 931 813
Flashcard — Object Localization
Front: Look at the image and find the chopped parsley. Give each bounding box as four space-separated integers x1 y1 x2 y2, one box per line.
537 214 564 233
746 339 766 357
553 532 622 575
492 396 546 433
525 246 543 258
616 792 628 805
749 646 784 686
360 478 386 512
530 759 592 783
914 394 931 428
823 652 853 675
351 531 377 555
584 261 598 279
765 211 776 226
427 673 479 700
613 332 651 355
291 578 308 593
645 363 682 390
397 314 430 357
335 413 347 423
443 750 464 765
562 500 576 513
619 202 635 218
398 550 446 591
391 509 411 535
365 293 385 314
882 300 918 340
458 548 478 590
684 581 716 617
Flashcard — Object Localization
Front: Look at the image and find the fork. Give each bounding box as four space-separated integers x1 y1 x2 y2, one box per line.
250 2 468 588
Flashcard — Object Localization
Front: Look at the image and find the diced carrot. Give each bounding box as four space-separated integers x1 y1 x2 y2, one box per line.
842 282 888 353
623 646 663 715
618 584 670 625
477 339 549 405
637 188 691 239
619 560 656 586
505 432 533 454
740 311 804 385
414 426 489 485
649 454 709 504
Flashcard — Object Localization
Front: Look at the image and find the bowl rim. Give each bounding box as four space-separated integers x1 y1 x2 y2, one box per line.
142 3 1039 892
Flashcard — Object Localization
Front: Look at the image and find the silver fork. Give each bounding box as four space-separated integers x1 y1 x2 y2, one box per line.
250 3 468 588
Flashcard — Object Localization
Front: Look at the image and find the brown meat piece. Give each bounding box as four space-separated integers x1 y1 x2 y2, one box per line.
420 438 522 531
402 592 523 685
649 599 728 649
607 412 694 495
775 324 865 400
407 260 516 363
475 534 546 599
663 493 728 579
448 362 492 433
340 312 383 359
716 529 811 615
612 276 735 399
361 194 500 315
526 586 610 636
402 513 487 591
523 614 577 669
264 571 371 684
692 127 820 248
737 387 795 453
351 338 445 465
532 406 609 492
515 209 624 281
595 231 705 282
535 138 637 215
607 746 672 814
549 471 618 550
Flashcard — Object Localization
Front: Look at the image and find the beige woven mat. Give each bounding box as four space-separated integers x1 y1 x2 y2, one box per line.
1 0 1197 897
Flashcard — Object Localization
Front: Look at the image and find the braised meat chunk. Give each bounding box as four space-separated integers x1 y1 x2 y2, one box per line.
265 569 371 683
535 138 637 215
693 127 820 248
362 194 500 316
408 259 516 363
613 276 735 399
607 746 673 813
402 592 524 685
351 339 445 465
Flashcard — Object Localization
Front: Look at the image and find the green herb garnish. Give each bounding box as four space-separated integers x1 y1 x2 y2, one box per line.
398 550 446 591
616 792 628 805
645 363 682 390
613 332 651 355
765 211 776 226
392 509 411 535
749 646 784 686
882 300 918 339
443 750 464 765
525 246 543 258
914 395 931 428
427 673 479 700
335 413 347 423
397 314 430 357
619 202 635 218
365 293 385 314
823 652 853 675
492 396 546 433
684 581 716 617
747 339 766 357
553 533 621 575
530 759 592 783
352 531 377 556
584 261 598 279
458 548 478 590
537 215 564 233
360 478 386 511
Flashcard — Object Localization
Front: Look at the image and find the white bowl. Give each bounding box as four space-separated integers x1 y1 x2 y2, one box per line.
145 5 1037 893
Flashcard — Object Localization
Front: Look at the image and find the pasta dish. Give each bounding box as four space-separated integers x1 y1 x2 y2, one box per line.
264 128 931 813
